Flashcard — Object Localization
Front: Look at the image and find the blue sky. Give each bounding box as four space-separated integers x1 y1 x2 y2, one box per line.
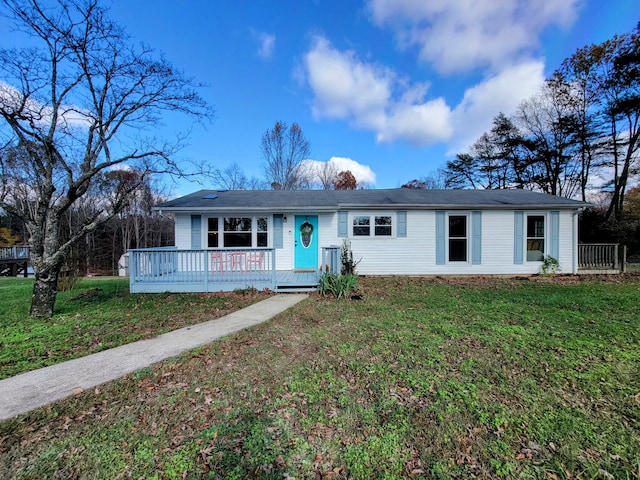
4 1 640 195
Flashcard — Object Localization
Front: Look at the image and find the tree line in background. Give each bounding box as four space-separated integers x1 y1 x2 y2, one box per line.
440 25 640 252
444 25 639 212
0 171 174 274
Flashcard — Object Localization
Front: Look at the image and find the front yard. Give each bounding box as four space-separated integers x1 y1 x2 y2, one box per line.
0 277 268 380
1 275 639 479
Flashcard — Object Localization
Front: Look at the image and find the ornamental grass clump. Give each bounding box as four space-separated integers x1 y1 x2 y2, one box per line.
318 272 359 299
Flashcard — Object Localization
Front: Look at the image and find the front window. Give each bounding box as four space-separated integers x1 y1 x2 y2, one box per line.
352 215 393 237
224 217 252 248
449 215 467 262
375 216 392 236
527 215 545 261
257 217 268 247
208 217 268 248
353 216 370 236
207 218 218 248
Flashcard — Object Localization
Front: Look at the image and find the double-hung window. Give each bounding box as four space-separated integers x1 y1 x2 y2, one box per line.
352 215 392 237
353 216 370 236
448 215 467 262
207 218 219 248
257 217 268 247
375 216 392 236
526 215 545 261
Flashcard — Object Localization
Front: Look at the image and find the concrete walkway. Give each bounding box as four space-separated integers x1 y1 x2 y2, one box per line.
0 294 307 421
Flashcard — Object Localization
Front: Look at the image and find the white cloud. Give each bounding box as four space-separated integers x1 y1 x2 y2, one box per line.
378 98 452 144
303 36 453 146
0 81 93 129
368 0 580 74
302 34 551 156
304 36 390 128
305 156 377 185
257 32 275 60
449 61 546 153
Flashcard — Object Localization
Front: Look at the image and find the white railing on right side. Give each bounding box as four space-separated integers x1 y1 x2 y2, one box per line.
578 243 623 271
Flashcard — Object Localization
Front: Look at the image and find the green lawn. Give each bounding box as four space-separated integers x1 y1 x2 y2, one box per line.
1 275 639 479
0 277 269 380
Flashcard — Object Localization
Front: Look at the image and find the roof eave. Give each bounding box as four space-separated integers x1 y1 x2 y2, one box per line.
155 203 590 212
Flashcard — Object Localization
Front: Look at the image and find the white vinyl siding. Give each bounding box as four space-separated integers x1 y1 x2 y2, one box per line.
174 208 579 275
350 210 575 276
174 214 192 249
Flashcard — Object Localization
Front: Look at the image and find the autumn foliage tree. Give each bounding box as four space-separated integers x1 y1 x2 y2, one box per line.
0 0 211 318
0 226 20 246
333 170 357 190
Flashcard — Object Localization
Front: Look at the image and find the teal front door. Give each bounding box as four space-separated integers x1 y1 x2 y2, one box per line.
294 215 318 270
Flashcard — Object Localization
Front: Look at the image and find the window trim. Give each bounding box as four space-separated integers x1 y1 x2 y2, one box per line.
350 213 394 238
205 216 270 248
374 215 392 236
207 217 219 248
447 213 468 263
526 214 546 262
352 215 371 236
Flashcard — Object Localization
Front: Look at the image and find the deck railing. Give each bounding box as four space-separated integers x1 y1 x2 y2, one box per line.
0 246 30 261
578 243 622 271
129 247 277 292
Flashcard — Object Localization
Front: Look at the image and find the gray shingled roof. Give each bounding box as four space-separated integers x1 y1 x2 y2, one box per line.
156 189 589 212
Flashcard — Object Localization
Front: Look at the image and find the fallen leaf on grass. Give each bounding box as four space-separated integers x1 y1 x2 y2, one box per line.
598 469 615 480
72 388 83 395
60 416 73 431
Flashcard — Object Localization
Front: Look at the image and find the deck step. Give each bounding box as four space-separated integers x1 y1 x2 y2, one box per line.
276 284 318 293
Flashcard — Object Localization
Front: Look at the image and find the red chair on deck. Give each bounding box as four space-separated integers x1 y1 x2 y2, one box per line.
245 251 265 272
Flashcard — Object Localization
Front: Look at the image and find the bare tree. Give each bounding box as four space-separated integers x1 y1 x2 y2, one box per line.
212 163 249 190
0 0 211 317
515 77 583 198
261 121 312 190
314 161 337 190
211 163 266 190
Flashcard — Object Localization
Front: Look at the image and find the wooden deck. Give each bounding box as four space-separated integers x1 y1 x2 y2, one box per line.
128 248 320 293
130 269 320 293
273 270 321 292
0 246 31 277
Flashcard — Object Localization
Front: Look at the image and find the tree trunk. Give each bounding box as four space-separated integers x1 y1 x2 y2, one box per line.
30 269 60 318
